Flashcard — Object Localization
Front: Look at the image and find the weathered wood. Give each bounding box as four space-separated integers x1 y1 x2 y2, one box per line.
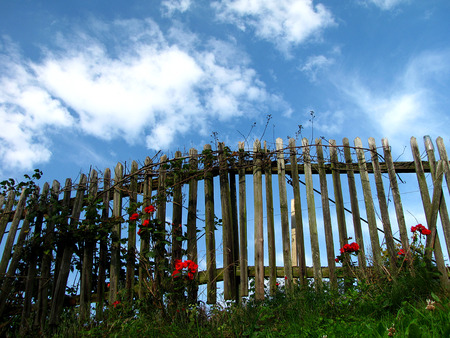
203 144 216 304
229 167 240 300
96 168 110 320
288 138 307 286
424 136 450 259
343 138 366 268
368 138 397 272
302 138 322 289
382 138 410 262
0 188 37 319
354 137 382 268
0 188 28 278
253 140 264 300
218 142 236 300
172 151 183 266
238 142 249 297
276 138 293 293
316 139 337 289
49 174 87 327
126 162 138 301
264 141 276 295
0 190 14 245
109 163 123 305
436 137 450 197
35 180 60 329
20 184 48 334
155 155 168 298
187 148 199 303
138 157 152 300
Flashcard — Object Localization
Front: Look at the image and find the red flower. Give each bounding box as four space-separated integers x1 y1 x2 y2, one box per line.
137 228 142 236
113 300 120 308
172 269 181 278
411 224 431 235
144 205 156 214
187 272 194 280
107 283 110 288
398 249 405 255
339 242 359 254
335 258 340 262
142 219 150 227
130 213 139 221
174 259 184 271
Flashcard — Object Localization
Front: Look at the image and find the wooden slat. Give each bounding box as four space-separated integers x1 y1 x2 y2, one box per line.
172 151 183 266
288 138 307 286
96 169 110 320
343 138 366 268
316 139 337 289
424 136 450 258
0 188 28 278
155 155 167 297
203 144 216 304
229 167 239 299
80 170 98 321
253 140 264 300
0 190 15 245
35 180 60 329
264 141 276 295
302 138 322 289
354 137 382 269
436 137 450 197
238 142 249 297
368 138 397 272
187 148 199 303
382 138 410 262
49 174 87 327
138 157 152 300
276 138 293 293
126 162 138 301
218 142 235 300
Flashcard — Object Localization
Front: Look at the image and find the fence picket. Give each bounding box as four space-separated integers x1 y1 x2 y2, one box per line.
239 142 249 297
264 141 276 295
253 140 264 300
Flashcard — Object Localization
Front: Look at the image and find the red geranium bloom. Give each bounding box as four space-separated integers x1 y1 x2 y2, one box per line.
137 228 142 236
142 219 150 227
144 205 156 214
130 213 139 221
187 272 194 280
172 269 181 278
411 224 431 235
113 300 120 308
398 249 405 255
335 258 340 262
422 228 431 235
174 259 184 271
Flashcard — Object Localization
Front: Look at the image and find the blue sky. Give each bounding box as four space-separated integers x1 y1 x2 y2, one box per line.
1 0 449 182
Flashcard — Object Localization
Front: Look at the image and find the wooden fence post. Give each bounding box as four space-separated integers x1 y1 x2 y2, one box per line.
316 139 337 289
109 163 123 305
49 174 87 327
253 140 264 300
276 138 293 293
289 138 307 286
239 142 249 297
203 144 216 304
264 141 276 295
187 148 199 303
302 138 322 289
354 137 382 269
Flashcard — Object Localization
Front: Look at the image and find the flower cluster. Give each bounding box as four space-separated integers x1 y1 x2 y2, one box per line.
172 259 198 280
335 242 359 263
411 223 431 235
128 204 156 237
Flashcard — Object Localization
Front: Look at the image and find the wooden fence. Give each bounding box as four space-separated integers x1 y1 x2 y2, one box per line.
1 135 450 331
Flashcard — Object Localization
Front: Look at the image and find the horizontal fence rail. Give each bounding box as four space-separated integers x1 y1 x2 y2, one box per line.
1 136 450 332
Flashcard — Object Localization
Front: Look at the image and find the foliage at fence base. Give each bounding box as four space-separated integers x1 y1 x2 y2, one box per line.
39 263 450 338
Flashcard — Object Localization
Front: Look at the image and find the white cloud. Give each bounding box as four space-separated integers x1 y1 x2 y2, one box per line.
300 54 334 82
0 19 290 169
212 0 335 54
336 50 450 144
161 0 192 16
364 0 410 10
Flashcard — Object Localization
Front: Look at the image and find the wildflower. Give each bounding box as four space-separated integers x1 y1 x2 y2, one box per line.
426 299 436 311
411 224 431 235
387 324 396 336
144 205 156 214
130 213 139 221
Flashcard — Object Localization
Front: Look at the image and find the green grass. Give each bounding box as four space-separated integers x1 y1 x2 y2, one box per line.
48 273 450 338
